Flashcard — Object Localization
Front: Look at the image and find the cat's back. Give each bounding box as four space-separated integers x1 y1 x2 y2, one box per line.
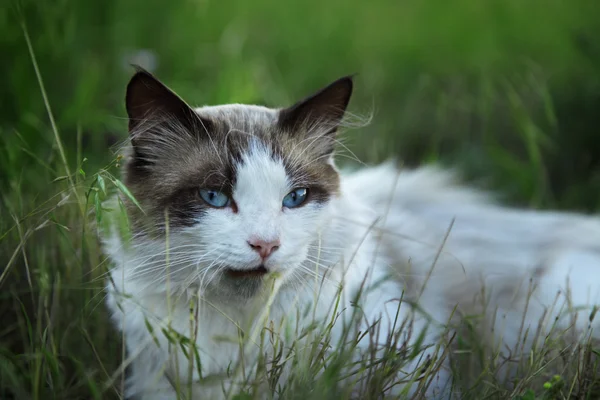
341 162 600 274
341 161 491 213
342 161 599 232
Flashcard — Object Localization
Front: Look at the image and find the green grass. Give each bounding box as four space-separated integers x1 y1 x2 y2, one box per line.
2 0 600 398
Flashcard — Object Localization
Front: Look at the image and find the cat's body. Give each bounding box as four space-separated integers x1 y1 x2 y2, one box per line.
103 70 600 399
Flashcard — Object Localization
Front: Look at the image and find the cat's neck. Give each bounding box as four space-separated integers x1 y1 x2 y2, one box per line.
300 185 383 284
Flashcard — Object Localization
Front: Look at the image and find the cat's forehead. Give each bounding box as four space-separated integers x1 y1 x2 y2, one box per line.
194 104 279 137
192 104 340 193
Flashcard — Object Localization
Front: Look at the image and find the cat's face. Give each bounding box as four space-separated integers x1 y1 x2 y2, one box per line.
122 68 352 298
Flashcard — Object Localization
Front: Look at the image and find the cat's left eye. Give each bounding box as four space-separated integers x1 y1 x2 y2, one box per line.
282 188 309 208
199 189 230 208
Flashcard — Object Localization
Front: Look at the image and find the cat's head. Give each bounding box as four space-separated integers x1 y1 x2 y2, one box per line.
120 68 353 298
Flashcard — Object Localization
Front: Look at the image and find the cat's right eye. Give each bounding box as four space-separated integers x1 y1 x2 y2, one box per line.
199 189 230 208
282 188 309 208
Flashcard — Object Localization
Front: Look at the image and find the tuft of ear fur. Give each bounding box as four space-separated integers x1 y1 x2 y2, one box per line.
126 66 207 133
278 76 354 145
125 66 212 165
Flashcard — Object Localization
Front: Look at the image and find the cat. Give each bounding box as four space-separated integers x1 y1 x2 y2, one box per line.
103 67 600 400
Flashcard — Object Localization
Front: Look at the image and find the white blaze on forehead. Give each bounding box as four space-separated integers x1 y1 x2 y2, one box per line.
233 140 289 239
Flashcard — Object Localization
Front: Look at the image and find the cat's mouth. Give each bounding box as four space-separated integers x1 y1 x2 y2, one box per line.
224 265 268 279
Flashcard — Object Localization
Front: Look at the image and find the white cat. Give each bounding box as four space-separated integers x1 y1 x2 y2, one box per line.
103 68 600 399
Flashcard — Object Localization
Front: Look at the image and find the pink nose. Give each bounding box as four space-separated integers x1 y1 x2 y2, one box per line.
248 238 280 259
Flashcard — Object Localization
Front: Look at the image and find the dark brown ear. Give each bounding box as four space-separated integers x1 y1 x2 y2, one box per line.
278 76 353 136
126 66 208 135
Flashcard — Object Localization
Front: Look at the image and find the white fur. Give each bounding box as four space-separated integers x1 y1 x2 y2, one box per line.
104 150 600 399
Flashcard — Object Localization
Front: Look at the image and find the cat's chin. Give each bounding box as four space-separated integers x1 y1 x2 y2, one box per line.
204 266 272 300
224 265 269 279
204 263 298 301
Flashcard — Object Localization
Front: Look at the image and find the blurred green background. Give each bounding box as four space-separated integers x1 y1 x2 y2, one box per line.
1 0 600 398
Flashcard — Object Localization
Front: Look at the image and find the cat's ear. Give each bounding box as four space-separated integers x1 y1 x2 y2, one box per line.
126 66 210 137
278 76 353 138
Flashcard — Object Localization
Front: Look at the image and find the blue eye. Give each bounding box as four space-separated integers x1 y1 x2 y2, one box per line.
199 189 230 208
282 188 309 208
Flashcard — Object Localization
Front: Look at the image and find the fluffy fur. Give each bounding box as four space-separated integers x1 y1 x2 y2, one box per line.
103 69 600 399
